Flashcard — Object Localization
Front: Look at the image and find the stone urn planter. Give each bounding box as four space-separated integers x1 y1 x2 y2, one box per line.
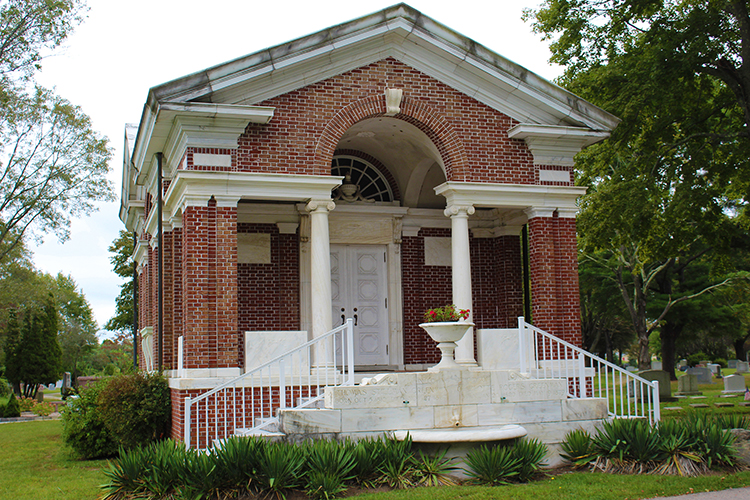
419 321 474 371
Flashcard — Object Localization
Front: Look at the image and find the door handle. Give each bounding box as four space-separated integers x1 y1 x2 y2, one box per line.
341 307 345 325
353 307 358 326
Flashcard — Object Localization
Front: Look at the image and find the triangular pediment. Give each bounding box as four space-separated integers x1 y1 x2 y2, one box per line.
146 3 617 132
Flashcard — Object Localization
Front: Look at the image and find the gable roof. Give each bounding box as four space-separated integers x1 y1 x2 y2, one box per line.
143 3 617 131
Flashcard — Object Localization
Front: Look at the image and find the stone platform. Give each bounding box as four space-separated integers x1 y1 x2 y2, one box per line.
278 368 607 466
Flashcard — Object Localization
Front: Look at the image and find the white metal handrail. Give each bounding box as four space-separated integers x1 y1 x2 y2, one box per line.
518 317 660 424
184 319 355 449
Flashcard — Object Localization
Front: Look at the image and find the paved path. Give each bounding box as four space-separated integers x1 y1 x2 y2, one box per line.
643 486 750 500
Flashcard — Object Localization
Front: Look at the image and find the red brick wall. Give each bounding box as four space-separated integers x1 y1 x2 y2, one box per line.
237 223 300 369
182 58 537 184
180 201 239 369
528 214 581 345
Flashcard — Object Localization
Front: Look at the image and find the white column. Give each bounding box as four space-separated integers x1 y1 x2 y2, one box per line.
445 203 476 366
306 199 335 367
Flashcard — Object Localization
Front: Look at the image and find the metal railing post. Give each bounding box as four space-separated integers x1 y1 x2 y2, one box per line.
652 380 660 424
518 316 526 373
346 318 355 385
279 359 286 410
184 397 192 449
578 352 586 398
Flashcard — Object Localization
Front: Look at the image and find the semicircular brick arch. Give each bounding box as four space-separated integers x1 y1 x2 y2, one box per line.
313 94 468 180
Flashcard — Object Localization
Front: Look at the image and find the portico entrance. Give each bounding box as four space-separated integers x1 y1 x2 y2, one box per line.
331 244 389 366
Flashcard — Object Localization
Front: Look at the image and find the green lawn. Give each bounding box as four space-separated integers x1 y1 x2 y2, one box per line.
1 418 749 500
0 419 108 500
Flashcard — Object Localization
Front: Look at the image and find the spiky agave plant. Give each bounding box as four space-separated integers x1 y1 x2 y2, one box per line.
303 439 356 499
255 441 306 500
463 444 520 486
701 424 738 469
560 429 597 467
212 436 265 495
100 446 149 500
591 419 635 473
139 440 186 499
653 420 704 477
412 448 459 487
377 434 417 489
510 438 548 482
351 437 384 487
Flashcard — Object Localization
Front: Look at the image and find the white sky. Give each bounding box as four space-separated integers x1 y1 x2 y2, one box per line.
30 0 562 337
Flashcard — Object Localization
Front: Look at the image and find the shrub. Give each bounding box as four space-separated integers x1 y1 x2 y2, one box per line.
255 441 306 500
18 396 36 412
510 438 548 482
96 372 171 450
714 358 728 369
687 352 709 367
32 401 54 417
4 393 20 418
0 377 10 397
61 381 118 459
560 429 597 467
413 448 459 487
463 444 520 485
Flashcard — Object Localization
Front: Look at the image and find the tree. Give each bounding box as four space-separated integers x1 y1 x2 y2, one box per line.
0 0 113 264
5 294 61 397
53 273 97 383
104 229 134 335
527 0 750 369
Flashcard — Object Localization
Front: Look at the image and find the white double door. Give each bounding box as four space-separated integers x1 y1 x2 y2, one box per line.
331 244 389 366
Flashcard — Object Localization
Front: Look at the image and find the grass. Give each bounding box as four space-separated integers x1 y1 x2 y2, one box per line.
354 471 750 500
0 419 108 500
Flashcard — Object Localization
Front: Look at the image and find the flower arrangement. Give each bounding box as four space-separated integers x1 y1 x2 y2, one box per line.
423 304 470 323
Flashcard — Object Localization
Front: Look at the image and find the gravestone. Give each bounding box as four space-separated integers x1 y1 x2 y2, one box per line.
737 361 749 374
687 366 713 385
638 370 672 399
707 363 721 376
651 360 663 370
729 359 739 369
61 372 72 398
676 373 701 396
626 366 638 373
678 359 687 369
723 374 747 394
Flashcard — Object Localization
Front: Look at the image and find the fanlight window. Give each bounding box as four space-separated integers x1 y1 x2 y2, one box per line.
332 156 393 203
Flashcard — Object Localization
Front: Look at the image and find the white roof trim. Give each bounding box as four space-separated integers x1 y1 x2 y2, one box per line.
434 181 587 213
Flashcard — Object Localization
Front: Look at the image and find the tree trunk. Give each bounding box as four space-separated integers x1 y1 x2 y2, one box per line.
661 321 682 380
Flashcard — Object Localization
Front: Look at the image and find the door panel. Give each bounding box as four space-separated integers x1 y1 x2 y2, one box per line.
331 244 388 365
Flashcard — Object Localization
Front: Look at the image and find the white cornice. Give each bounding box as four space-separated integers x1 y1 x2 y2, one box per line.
434 182 586 213
507 124 610 166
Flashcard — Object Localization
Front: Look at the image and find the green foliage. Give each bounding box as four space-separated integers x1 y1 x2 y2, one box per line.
303 438 356 498
4 392 19 418
510 438 548 482
560 429 597 467
96 372 171 450
255 441 306 500
0 377 9 397
463 444 520 486
378 434 416 489
351 437 384 487
212 435 264 494
61 380 117 459
413 448 459 487
6 295 62 398
687 352 710 367
104 230 135 335
100 445 150 500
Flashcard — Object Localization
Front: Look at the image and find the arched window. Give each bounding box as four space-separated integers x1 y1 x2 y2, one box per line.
332 156 394 203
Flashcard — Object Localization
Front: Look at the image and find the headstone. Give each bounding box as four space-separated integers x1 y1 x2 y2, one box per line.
651 360 663 370
737 361 749 374
678 359 687 369
723 374 747 394
687 366 713 385
626 366 638 373
707 363 721 376
701 360 711 366
55 380 62 389
676 373 701 396
61 372 72 398
729 359 739 369
638 370 672 399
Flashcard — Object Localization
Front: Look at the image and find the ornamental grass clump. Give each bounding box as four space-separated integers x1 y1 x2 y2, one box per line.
561 414 741 477
423 305 469 322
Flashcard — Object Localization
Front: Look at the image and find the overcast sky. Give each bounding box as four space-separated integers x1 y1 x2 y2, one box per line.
30 0 562 337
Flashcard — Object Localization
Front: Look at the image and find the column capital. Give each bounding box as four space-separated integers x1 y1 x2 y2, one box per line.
306 199 336 213
444 204 475 218
524 207 556 220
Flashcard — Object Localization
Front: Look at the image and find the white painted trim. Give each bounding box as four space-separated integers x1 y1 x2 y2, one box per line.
508 124 610 166
435 182 586 211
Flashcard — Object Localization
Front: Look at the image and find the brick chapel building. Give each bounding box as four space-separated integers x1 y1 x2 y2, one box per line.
121 4 618 441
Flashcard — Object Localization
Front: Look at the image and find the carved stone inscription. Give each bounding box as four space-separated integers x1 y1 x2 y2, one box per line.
325 383 417 409
495 380 566 403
